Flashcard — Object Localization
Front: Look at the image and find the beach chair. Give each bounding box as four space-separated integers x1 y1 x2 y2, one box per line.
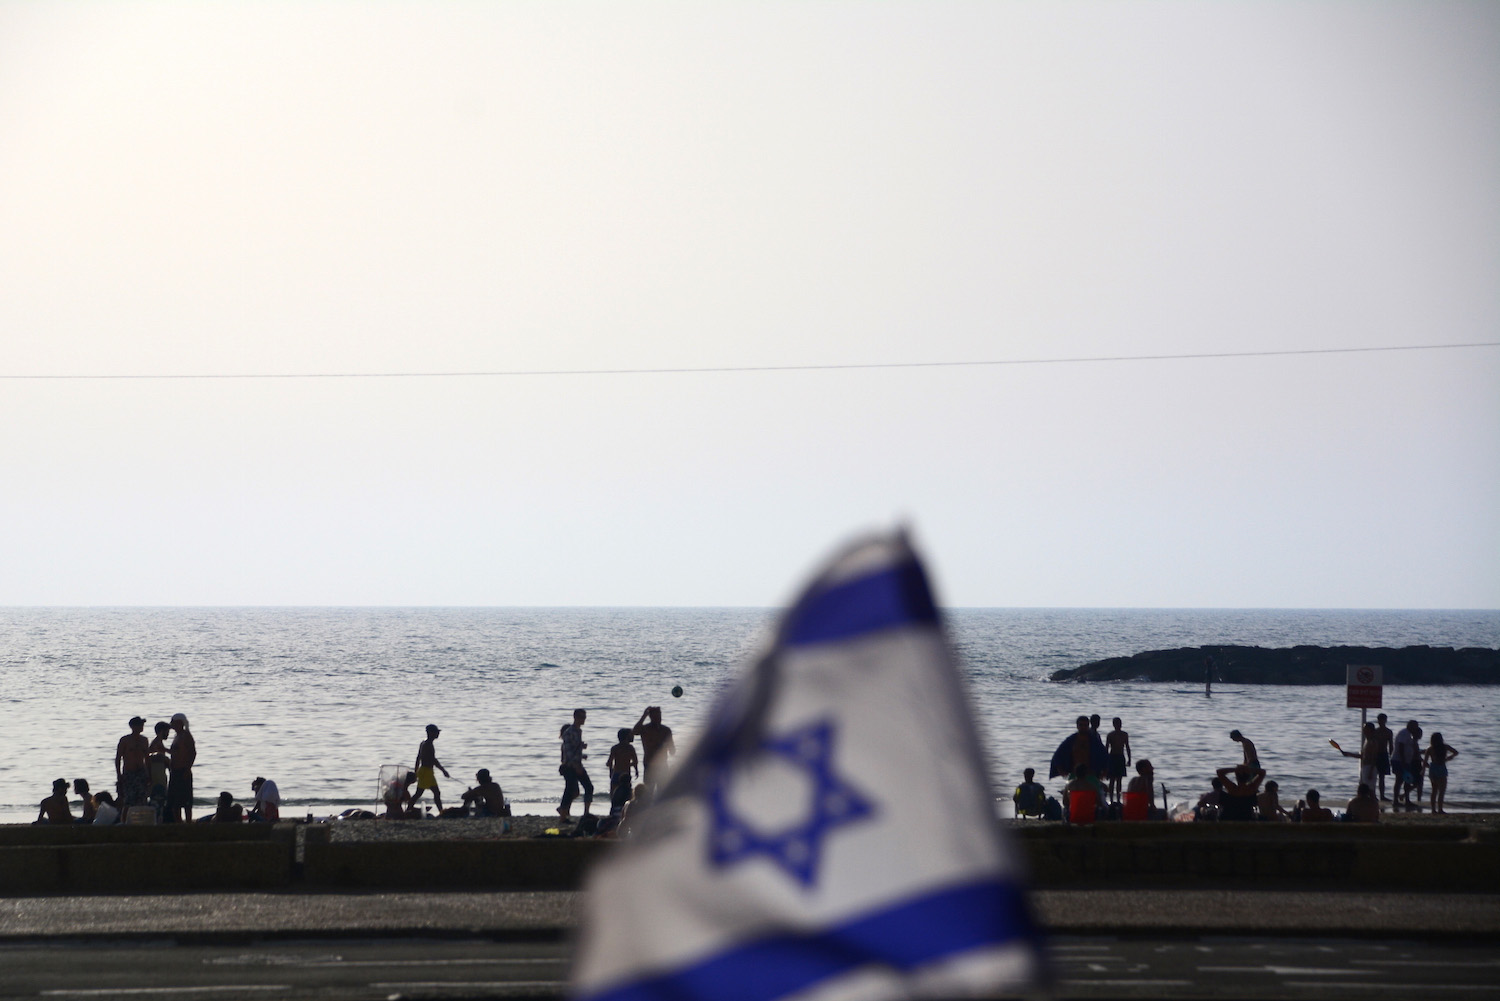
1066 789 1097 824
1122 790 1149 821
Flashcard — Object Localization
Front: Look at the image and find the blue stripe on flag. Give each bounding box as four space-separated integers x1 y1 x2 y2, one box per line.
576 879 1034 1001
781 559 938 647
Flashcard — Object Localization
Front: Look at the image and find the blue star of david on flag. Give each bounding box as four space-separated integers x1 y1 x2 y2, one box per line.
704 718 875 888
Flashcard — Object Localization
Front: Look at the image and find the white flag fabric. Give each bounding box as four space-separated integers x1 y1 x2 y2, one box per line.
570 532 1042 1001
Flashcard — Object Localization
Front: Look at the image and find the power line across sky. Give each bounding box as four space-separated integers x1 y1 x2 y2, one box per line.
3 341 1497 381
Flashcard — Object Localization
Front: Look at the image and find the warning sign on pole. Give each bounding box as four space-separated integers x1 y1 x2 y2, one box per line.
1346 664 1383 709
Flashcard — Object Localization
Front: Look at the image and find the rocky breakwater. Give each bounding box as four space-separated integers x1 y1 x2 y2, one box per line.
1050 645 1500 684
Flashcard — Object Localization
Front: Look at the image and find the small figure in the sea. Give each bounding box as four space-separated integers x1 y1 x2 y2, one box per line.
1204 651 1219 696
383 771 416 819
606 728 639 818
1050 715 1108 780
147 721 171 821
1013 768 1047 818
558 709 594 819
1392 719 1421 810
633 706 676 791
1424 732 1457 815
166 713 196 823
249 776 280 823
114 716 151 809
36 778 73 825
1104 718 1131 804
1294 789 1333 822
1256 779 1290 821
72 779 97 824
1374 713 1394 801
1215 763 1265 821
460 768 507 818
1229 729 1259 770
1345 782 1381 822
411 724 451 815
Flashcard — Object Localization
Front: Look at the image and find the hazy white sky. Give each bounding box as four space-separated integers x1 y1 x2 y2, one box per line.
2 2 1497 608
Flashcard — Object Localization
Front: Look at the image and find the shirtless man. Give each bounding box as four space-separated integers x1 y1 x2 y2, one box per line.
1104 718 1131 804
1230 730 1259 770
460 769 506 818
632 706 676 790
1374 714 1395 801
1257 780 1291 821
1333 721 1380 790
166 713 197 823
36 779 74 824
115 717 151 810
411 725 451 815
1215 763 1265 821
1072 717 1092 775
1295 789 1334 822
1346 782 1381 822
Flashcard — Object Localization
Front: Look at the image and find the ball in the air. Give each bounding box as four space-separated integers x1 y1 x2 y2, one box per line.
671 685 684 698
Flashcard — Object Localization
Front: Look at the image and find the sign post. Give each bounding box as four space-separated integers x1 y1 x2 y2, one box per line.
1346 665 1383 762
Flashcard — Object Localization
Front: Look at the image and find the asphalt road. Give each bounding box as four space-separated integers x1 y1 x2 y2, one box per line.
2 935 1498 1000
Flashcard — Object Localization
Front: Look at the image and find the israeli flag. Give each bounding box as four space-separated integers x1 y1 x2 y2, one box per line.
571 532 1041 1001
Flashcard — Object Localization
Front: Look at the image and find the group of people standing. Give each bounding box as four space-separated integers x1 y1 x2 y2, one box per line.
1333 713 1460 814
557 705 677 824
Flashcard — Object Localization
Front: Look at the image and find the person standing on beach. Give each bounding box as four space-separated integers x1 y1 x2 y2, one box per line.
166 713 197 823
1424 733 1458 814
1392 719 1420 810
558 709 593 818
1374 714 1395 801
633 706 676 791
1230 730 1259 770
606 728 639 817
1333 721 1379 790
1050 716 1106 780
411 725 451 815
1104 718 1131 805
1204 653 1216 697
114 717 151 809
147 722 171 820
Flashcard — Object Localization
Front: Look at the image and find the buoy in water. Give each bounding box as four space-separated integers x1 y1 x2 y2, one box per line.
671 685 684 698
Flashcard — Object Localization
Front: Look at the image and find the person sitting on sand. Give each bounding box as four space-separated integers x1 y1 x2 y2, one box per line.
1064 764 1105 815
73 779 97 825
1345 782 1381 822
411 724 451 816
606 729 639 818
1125 759 1154 797
92 791 120 826
1013 768 1047 817
1294 789 1333 822
1424 733 1458 815
1230 730 1259 770
248 777 280 823
36 779 74 825
212 791 243 823
383 771 416 819
1256 779 1291 821
460 769 507 818
1215 763 1265 822
1194 776 1226 821
1104 718 1131 805
115 717 151 809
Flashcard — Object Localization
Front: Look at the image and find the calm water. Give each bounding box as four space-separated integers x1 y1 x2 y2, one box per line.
2 607 1497 822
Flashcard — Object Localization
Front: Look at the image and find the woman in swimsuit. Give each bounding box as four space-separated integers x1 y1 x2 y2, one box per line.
1423 733 1458 814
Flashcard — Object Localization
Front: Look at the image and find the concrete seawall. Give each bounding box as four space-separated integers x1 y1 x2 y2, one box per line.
2 822 1494 896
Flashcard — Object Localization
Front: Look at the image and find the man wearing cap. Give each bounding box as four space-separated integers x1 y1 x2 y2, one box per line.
166 713 197 823
411 724 450 815
114 717 151 809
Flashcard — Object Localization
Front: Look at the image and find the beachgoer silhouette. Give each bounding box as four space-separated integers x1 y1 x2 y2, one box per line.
1013 768 1046 817
383 771 416 819
1229 729 1258 770
632 706 676 790
1204 652 1217 696
1424 733 1458 814
36 778 73 825
558 708 593 818
1374 713 1394 801
1345 782 1381 822
166 713 196 823
1392 719 1421 810
249 777 281 823
114 717 151 809
1295 789 1333 822
72 779 96 824
1215 763 1265 821
147 722 171 820
411 724 451 815
606 729 639 817
1049 716 1107 779
461 769 507 818
1104 718 1131 804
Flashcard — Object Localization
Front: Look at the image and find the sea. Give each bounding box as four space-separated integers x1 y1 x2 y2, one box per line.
2 607 1497 823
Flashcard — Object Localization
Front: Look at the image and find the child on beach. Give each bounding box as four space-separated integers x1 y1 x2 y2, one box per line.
411 725 451 815
1104 718 1131 804
606 728 639 817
